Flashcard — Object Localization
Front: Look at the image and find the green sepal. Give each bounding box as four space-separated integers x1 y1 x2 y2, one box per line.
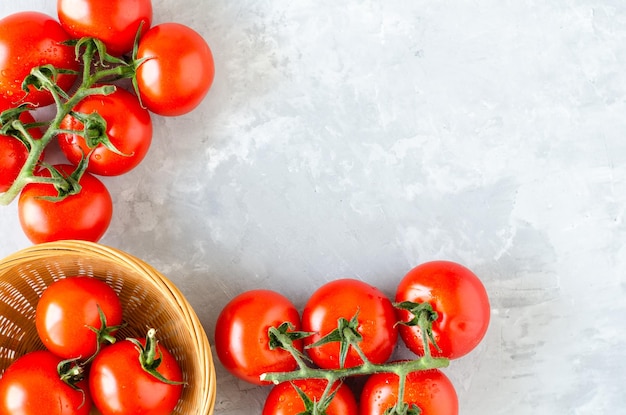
268 322 314 350
126 328 186 386
291 380 342 415
21 64 74 101
83 304 127 364
57 357 88 409
64 109 129 157
383 402 423 415
306 311 362 369
69 37 127 69
394 301 441 353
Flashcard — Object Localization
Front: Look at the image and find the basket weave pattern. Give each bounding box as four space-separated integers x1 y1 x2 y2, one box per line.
0 240 215 415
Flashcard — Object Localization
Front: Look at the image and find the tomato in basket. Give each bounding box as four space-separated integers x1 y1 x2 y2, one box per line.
89 328 184 415
35 276 123 361
0 350 92 415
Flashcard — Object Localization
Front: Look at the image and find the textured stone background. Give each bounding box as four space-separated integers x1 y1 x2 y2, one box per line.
1 1 625 413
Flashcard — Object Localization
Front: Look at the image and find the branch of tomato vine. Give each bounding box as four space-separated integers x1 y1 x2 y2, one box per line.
260 301 449 415
0 35 142 206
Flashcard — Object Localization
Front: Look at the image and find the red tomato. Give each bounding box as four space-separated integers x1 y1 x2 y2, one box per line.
18 164 113 244
89 333 183 415
0 99 44 192
58 86 153 176
360 369 458 415
395 261 490 359
214 289 303 385
57 0 152 56
35 276 123 360
263 379 358 415
0 11 78 107
301 279 397 369
135 22 215 116
0 350 92 415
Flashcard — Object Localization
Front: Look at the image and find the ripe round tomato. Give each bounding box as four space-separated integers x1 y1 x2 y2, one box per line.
135 22 215 116
0 350 92 415
263 379 358 415
214 289 303 385
57 0 152 56
35 276 123 360
0 11 78 107
395 261 490 359
89 334 183 415
58 86 153 176
18 164 113 244
0 99 44 192
301 279 398 369
360 368 458 415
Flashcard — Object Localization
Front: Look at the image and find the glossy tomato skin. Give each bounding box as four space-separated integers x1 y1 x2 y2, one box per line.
302 279 397 369
395 261 490 359
360 368 458 415
57 0 152 56
215 289 302 385
136 23 215 116
263 379 358 415
89 337 183 415
0 12 78 107
58 86 153 176
0 350 92 415
18 164 113 244
0 100 44 192
35 276 123 360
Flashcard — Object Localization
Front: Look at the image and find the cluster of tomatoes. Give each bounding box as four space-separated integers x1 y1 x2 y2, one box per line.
0 276 183 415
0 0 214 244
215 260 491 415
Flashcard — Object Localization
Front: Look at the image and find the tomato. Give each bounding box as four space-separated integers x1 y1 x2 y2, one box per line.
301 279 397 369
35 276 123 360
0 11 78 107
263 379 358 415
58 86 153 176
360 368 458 415
0 350 92 415
135 22 215 116
89 331 183 415
214 289 303 385
0 99 44 192
395 261 490 359
18 164 113 244
57 0 152 56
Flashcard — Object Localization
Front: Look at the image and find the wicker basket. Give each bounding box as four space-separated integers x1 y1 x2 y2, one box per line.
0 240 215 415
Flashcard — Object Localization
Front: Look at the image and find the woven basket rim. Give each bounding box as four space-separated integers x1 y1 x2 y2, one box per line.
0 240 216 415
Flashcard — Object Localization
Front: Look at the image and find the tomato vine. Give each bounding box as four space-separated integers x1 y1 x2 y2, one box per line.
0 36 141 206
261 303 450 415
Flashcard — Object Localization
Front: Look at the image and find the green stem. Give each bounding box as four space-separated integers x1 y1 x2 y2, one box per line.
261 304 447 414
261 354 448 384
0 38 130 206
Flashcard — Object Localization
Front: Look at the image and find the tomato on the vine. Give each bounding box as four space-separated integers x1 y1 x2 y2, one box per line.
35 276 123 360
0 350 92 415
58 86 153 176
0 98 44 193
88 330 183 415
18 164 113 244
301 279 398 369
0 11 78 107
360 368 458 415
395 260 490 359
135 22 215 116
263 379 358 415
57 0 152 56
214 289 303 385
